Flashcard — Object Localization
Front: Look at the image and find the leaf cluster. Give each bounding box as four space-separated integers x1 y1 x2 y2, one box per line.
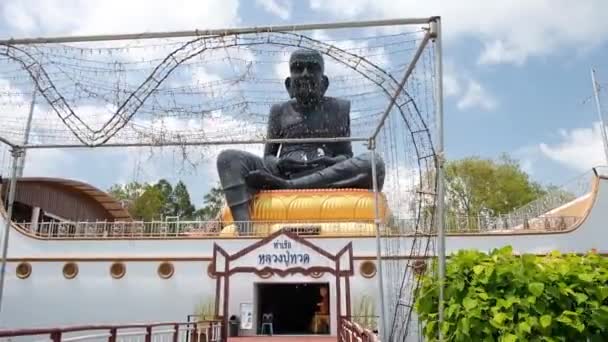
443 154 546 217
108 179 224 221
415 246 608 341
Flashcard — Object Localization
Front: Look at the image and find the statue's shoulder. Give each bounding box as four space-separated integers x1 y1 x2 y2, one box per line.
325 97 351 116
269 99 296 118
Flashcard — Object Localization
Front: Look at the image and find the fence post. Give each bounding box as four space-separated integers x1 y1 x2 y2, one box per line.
50 331 62 342
173 324 179 342
559 217 566 230
108 328 117 342
192 323 199 342
145 326 152 342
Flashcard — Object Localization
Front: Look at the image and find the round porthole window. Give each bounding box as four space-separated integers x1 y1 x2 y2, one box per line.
311 271 324 278
16 262 32 279
258 270 272 279
360 261 377 278
158 262 174 279
110 262 126 279
62 262 78 279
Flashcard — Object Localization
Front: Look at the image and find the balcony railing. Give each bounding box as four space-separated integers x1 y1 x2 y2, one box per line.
12 213 584 240
16 219 382 239
0 320 223 342
504 169 594 224
442 214 583 233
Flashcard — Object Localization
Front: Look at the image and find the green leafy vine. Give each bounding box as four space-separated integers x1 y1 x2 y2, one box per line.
415 246 608 341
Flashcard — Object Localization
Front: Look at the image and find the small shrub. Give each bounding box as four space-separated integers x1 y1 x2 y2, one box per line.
415 246 608 341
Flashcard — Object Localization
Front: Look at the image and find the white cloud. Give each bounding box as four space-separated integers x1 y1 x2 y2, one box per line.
308 0 608 65
382 163 422 220
457 79 497 111
0 1 269 207
1 0 240 36
274 60 290 81
273 30 389 80
443 70 461 97
511 145 540 177
538 122 607 172
442 62 497 112
255 0 291 20
191 68 223 88
478 40 529 66
0 0 246 144
23 148 75 178
0 75 261 206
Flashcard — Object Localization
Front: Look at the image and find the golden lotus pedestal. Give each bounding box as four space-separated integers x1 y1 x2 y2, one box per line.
219 189 390 237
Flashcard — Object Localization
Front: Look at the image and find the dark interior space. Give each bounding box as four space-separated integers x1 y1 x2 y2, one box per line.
9 201 33 223
257 283 330 335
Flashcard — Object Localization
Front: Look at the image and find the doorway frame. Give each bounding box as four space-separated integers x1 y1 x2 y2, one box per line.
210 230 354 339
255 281 332 335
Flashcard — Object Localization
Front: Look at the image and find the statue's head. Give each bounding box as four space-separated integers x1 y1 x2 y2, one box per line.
285 49 329 106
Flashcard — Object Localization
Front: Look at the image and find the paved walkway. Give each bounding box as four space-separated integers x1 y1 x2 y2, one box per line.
228 337 336 342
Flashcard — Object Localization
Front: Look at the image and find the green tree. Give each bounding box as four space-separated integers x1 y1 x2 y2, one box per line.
153 179 174 218
444 154 545 217
107 181 146 211
171 180 195 219
194 185 225 220
108 180 223 222
130 185 164 221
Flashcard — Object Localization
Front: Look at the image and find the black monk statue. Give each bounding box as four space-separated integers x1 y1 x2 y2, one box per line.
217 49 385 225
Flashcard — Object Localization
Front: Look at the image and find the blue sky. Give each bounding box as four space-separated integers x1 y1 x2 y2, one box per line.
0 0 607 207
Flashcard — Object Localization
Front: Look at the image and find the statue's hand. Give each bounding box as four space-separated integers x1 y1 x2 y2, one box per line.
277 157 310 172
246 170 289 189
310 155 347 167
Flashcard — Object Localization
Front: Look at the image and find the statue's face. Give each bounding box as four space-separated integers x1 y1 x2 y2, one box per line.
287 51 326 105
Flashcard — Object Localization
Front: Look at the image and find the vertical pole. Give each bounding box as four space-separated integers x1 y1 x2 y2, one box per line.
109 328 118 342
370 142 388 341
50 331 62 342
0 148 22 314
431 17 446 341
591 68 608 165
144 326 151 342
17 71 38 177
173 324 179 342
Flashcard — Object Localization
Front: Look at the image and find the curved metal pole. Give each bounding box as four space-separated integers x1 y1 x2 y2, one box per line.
591 68 608 165
17 78 38 177
370 142 388 341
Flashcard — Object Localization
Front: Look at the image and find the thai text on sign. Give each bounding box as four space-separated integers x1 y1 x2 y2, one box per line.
257 239 310 267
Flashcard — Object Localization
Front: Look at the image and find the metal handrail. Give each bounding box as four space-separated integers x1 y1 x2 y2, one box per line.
0 320 223 342
15 219 383 239
9 213 585 240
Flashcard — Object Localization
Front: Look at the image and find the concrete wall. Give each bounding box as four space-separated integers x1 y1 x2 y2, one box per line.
1 175 607 333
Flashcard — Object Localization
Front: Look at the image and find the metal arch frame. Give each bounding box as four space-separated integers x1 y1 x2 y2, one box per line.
0 17 446 341
0 18 433 45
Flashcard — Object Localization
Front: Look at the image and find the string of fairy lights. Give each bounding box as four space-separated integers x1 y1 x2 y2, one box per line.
375 37 438 341
0 30 424 145
0 25 438 340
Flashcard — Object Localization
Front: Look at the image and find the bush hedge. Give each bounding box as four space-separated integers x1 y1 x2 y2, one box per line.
415 246 608 341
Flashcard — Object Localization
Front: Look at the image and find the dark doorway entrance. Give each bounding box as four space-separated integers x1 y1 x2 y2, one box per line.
256 283 330 335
